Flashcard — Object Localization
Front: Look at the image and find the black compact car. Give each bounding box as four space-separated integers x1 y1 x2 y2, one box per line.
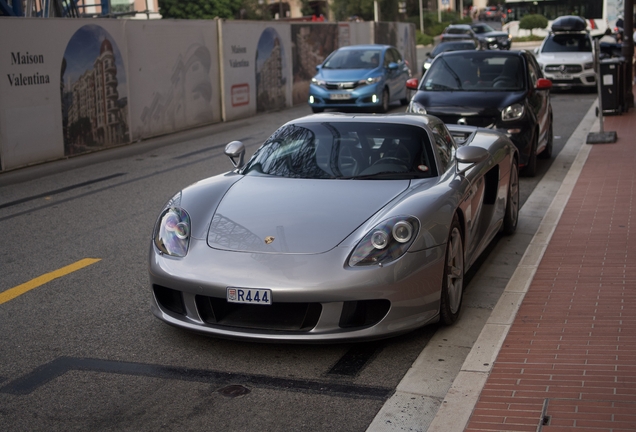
406 50 553 176
440 24 482 49
471 23 512 50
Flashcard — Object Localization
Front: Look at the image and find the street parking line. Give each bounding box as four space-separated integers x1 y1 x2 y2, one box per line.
0 258 101 305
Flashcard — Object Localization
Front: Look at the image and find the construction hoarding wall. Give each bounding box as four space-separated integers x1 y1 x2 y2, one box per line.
0 18 414 172
1 18 129 171
219 21 293 122
126 19 222 141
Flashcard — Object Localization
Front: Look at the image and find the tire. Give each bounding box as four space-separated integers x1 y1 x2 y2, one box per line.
440 215 464 325
503 158 519 235
521 131 538 177
380 88 390 113
538 118 553 159
311 107 324 113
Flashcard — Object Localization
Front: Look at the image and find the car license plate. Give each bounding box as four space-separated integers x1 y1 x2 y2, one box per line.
330 93 351 100
227 287 272 305
557 74 572 79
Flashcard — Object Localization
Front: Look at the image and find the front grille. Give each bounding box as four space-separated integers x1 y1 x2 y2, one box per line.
325 81 360 90
196 295 322 331
434 114 497 128
545 64 583 73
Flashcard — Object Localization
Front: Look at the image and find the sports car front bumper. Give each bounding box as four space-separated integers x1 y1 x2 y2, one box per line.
149 238 446 342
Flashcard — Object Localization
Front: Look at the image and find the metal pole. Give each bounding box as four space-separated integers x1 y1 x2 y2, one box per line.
419 0 424 33
595 39 605 133
622 0 634 109
374 0 379 22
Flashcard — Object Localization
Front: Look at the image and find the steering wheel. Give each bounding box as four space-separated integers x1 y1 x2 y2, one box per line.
383 142 411 162
370 157 409 172
493 77 515 88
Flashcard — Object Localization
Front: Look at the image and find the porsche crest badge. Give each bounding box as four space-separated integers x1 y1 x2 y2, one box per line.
264 236 275 244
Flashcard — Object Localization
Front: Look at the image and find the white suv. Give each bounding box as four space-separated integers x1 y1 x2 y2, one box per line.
535 16 596 90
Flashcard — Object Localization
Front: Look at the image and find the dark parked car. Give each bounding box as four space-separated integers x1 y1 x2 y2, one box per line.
406 50 553 176
471 23 512 50
440 24 482 49
422 40 477 75
308 44 411 113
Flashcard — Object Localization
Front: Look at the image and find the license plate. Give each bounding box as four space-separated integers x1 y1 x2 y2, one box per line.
227 287 272 305
330 93 351 100
556 74 572 79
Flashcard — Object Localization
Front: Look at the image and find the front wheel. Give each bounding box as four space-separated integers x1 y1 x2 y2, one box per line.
538 118 553 159
521 131 538 177
380 88 390 113
440 215 464 325
503 158 519 235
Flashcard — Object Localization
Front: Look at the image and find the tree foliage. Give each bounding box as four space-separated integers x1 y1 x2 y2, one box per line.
519 14 548 35
158 0 244 19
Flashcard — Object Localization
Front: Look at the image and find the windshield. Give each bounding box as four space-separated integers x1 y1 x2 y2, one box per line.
242 122 437 179
542 33 592 53
431 42 475 57
323 49 382 69
422 53 525 91
472 24 495 34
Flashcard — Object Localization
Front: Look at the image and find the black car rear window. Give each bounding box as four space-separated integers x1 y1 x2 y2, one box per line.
423 53 525 91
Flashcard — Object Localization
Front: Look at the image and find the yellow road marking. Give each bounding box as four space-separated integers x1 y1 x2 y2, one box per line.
0 258 101 305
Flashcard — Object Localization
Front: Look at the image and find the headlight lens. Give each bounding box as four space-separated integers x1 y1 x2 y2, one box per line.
406 100 427 114
311 77 326 86
349 216 419 267
584 62 594 70
359 76 382 85
501 104 524 121
154 206 191 257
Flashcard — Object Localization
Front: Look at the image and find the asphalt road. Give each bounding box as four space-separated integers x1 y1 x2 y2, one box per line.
0 89 596 430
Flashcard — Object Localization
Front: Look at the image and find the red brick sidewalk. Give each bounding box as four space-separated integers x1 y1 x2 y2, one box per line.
465 101 636 431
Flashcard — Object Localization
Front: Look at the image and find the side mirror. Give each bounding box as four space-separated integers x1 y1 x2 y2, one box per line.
225 141 246 169
406 78 419 90
388 62 399 70
456 146 489 174
536 78 552 90
315 64 322 71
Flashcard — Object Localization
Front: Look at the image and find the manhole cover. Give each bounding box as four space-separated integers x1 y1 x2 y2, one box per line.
218 384 251 398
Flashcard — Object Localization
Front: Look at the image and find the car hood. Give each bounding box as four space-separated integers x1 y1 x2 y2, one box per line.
207 176 410 254
480 31 509 38
316 68 380 82
537 52 593 63
414 90 525 115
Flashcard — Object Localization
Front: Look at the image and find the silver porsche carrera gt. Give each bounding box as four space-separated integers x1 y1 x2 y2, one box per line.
149 113 519 342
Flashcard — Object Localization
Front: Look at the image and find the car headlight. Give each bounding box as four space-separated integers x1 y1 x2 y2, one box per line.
349 216 419 267
486 37 496 42
501 104 524 121
584 62 594 70
406 100 427 114
311 77 326 86
359 76 382 85
423 61 432 70
154 198 191 257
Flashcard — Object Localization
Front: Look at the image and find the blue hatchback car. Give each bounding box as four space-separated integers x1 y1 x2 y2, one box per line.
308 44 412 113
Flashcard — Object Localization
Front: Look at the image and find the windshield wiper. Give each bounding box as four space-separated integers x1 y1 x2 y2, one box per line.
340 171 423 180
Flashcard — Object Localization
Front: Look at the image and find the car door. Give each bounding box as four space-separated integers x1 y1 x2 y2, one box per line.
524 53 551 152
389 48 409 100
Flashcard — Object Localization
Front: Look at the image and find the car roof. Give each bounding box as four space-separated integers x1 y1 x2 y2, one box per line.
446 24 472 30
289 112 438 129
335 44 392 51
438 49 524 59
